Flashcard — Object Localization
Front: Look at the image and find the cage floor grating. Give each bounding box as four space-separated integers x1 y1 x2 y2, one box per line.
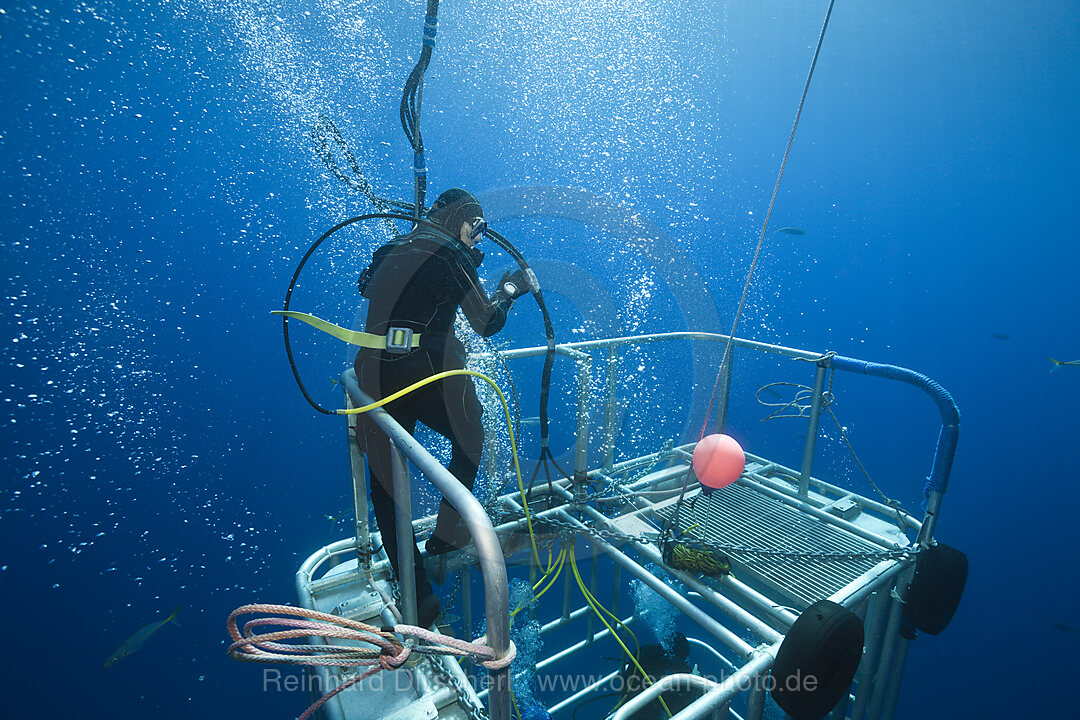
652 481 896 608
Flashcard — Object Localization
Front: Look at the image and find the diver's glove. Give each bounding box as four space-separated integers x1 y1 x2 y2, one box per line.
496 269 531 301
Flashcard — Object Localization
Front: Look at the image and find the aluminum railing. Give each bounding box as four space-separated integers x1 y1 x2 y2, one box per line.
327 331 955 720
340 370 514 720
490 331 959 544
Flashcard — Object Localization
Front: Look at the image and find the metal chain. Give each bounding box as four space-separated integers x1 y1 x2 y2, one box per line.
341 559 486 720
389 574 401 606
440 568 465 624
425 655 490 720
523 512 914 562
592 473 669 505
591 440 678 501
578 447 914 562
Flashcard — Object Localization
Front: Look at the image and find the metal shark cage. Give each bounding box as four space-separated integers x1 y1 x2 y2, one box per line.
292 331 960 720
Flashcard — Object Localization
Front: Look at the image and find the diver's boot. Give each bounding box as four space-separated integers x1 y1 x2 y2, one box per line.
425 528 470 556
425 534 456 556
425 510 472 556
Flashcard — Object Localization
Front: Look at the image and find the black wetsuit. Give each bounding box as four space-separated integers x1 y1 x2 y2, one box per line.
354 227 513 607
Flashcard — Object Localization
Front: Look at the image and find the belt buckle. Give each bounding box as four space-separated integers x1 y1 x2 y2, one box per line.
385 327 414 354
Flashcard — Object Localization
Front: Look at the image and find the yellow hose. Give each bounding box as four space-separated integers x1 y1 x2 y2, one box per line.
344 370 670 716
340 369 549 572
568 548 672 718
511 546 566 619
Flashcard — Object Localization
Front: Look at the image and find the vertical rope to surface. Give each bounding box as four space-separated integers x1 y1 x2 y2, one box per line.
702 0 839 437
669 0 840 541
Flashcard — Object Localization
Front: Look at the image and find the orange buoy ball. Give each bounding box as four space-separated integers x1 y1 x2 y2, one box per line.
693 433 745 492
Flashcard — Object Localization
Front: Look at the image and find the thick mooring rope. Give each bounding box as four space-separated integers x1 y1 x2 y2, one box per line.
227 604 516 719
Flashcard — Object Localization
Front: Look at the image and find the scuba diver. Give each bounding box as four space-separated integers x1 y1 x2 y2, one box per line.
354 187 529 627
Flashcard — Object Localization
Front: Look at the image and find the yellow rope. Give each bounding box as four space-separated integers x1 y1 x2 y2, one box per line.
665 541 732 578
511 682 522 720
340 369 549 573
530 547 567 610
509 546 565 619
569 549 672 718
533 547 565 602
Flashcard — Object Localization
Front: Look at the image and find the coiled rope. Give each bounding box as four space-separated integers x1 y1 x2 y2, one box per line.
227 604 516 720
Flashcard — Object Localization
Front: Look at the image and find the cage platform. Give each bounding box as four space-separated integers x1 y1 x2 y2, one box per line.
286 332 960 720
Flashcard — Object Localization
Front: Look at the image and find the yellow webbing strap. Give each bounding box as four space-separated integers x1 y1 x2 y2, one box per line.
271 310 421 350
273 309 547 573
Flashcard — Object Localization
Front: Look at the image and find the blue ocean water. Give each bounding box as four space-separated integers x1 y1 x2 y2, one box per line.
2 0 1078 718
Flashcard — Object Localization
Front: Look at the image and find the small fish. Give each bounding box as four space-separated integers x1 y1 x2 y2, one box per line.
1049 358 1080 371
328 376 341 385
1053 620 1080 634
990 333 1011 341
774 227 806 236
520 416 541 426
103 604 182 668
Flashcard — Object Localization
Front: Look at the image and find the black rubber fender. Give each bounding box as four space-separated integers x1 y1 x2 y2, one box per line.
902 542 968 635
771 600 864 720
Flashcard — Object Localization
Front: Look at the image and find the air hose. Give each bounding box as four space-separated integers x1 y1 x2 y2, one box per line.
484 227 571 493
400 0 567 485
400 0 442 217
366 201 571 490
340 367 549 571
280 212 460 415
